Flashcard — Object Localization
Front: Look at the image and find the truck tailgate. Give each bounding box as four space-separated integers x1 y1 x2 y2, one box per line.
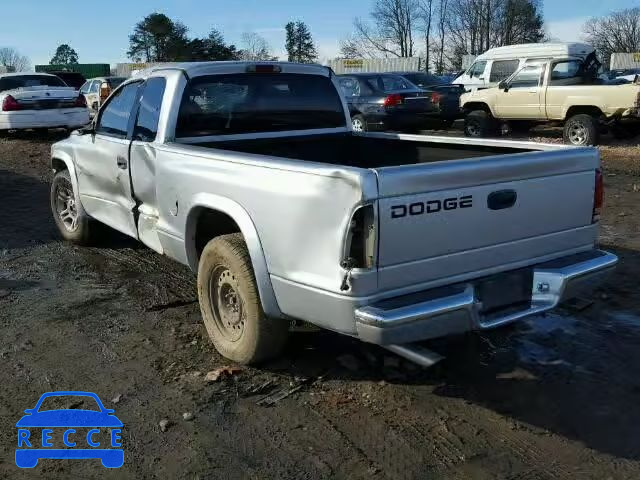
374 147 600 292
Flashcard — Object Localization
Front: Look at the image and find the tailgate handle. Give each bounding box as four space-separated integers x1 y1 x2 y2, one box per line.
488 190 517 210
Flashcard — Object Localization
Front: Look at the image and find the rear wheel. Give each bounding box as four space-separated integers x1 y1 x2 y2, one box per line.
197 233 289 364
464 110 496 138
50 170 95 244
563 114 599 146
351 115 367 133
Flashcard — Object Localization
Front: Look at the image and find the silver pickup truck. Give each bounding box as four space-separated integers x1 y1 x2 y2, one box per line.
49 61 617 366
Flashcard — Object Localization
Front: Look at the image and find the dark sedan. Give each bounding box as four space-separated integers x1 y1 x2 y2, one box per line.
337 73 441 133
391 71 464 127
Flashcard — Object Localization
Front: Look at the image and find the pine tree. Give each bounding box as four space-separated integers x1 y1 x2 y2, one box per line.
285 21 317 63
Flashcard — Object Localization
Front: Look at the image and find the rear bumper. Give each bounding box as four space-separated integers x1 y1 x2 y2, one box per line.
0 109 90 130
354 250 617 345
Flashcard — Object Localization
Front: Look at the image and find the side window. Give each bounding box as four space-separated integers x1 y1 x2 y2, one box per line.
79 81 90 94
489 60 520 83
550 61 582 85
96 82 141 138
339 77 360 97
468 61 487 79
509 65 544 89
381 76 411 91
89 81 100 93
134 78 167 142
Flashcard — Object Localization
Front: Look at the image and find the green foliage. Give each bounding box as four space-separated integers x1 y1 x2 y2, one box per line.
128 13 240 62
285 21 318 63
50 44 78 65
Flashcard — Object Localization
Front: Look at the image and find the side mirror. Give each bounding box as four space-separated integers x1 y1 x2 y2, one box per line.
77 121 96 136
105 409 115 414
24 409 34 414
499 80 509 92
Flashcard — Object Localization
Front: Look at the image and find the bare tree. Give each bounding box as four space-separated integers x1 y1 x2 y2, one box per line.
435 0 449 73
239 32 276 61
583 7 640 68
342 0 420 58
0 47 30 72
444 0 544 69
419 0 435 70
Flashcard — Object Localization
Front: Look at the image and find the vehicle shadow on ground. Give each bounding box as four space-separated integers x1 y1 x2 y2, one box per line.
0 169 58 249
268 245 640 462
0 129 71 143
0 169 140 251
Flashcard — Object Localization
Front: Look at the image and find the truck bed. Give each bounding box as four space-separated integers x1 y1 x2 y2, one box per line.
201 133 534 168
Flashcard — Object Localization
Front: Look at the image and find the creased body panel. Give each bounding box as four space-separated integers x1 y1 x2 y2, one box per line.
154 144 378 294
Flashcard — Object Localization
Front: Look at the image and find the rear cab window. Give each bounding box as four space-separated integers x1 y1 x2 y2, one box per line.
176 73 345 138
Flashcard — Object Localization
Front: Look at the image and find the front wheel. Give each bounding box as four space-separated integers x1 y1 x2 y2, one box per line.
197 233 290 364
464 110 496 138
563 114 599 146
50 170 95 244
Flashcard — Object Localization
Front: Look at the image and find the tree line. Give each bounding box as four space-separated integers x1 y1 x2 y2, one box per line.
340 0 545 73
2 7 640 73
126 13 317 64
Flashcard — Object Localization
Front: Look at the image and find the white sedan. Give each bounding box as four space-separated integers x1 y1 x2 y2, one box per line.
0 73 90 131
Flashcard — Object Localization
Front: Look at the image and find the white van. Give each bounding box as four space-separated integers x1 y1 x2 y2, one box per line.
453 43 595 91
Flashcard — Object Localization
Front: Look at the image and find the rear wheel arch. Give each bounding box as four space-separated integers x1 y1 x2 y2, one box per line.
185 196 282 318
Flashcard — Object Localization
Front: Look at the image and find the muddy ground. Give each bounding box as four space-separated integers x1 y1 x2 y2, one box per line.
1 130 640 479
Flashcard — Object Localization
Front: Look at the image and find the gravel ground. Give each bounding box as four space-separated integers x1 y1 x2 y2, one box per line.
1 131 640 479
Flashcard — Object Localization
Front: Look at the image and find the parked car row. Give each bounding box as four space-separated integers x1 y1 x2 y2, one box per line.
337 72 464 133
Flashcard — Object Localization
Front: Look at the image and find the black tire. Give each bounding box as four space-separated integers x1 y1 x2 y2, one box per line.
197 233 289 365
563 114 599 146
50 170 95 244
351 114 367 133
464 110 496 138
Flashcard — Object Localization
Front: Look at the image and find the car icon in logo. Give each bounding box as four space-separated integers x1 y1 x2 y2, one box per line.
15 391 123 468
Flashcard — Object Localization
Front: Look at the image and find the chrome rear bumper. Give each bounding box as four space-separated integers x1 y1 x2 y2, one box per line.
355 250 618 345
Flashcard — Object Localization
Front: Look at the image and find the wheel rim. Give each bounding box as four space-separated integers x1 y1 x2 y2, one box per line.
352 118 364 132
568 123 587 145
209 266 245 342
466 122 480 137
54 177 79 232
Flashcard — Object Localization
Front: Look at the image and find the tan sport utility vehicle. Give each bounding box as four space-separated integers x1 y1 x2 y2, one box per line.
460 56 640 145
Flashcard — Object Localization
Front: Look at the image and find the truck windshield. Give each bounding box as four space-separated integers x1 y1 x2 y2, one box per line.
0 75 67 92
176 73 346 137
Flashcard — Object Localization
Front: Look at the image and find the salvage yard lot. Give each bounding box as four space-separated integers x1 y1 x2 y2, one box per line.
1 131 640 479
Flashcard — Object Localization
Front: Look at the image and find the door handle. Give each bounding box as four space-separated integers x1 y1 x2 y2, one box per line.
488 190 517 210
116 156 127 170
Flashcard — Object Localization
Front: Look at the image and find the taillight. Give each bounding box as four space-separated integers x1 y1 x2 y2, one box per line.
593 168 603 223
74 95 87 108
246 64 282 73
2 95 21 112
344 205 376 268
431 92 443 104
383 94 403 107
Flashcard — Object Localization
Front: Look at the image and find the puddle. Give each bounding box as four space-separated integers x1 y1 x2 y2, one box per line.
607 311 640 330
514 313 578 367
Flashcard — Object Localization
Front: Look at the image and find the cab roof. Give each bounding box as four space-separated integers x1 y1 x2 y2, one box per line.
132 61 332 80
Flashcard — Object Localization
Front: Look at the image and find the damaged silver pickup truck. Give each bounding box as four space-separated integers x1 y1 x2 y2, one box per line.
50 61 617 366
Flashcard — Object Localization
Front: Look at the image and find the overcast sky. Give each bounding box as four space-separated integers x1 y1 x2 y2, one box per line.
0 0 636 67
